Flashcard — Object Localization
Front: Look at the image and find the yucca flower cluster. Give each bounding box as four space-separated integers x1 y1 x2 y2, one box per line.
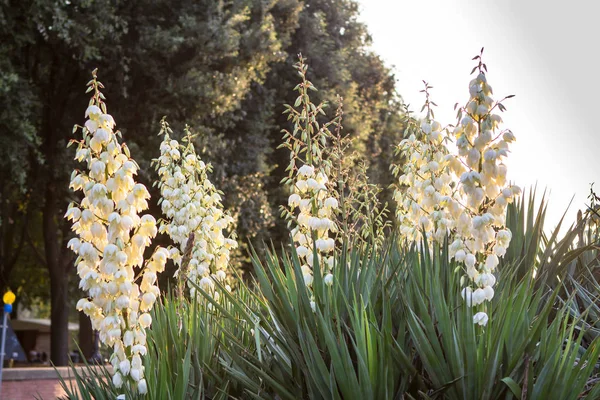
393 52 521 325
280 56 339 287
154 119 237 298
66 71 167 393
287 164 338 286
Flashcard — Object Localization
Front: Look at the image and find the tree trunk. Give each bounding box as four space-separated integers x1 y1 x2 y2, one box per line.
43 182 70 366
49 267 69 366
78 312 93 360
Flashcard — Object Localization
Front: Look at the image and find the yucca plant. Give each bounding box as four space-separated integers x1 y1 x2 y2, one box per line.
400 239 600 399
555 189 600 350
198 240 416 400
199 233 600 399
203 190 600 399
53 361 129 400
397 189 600 399
58 289 256 399
60 190 600 399
505 189 600 344
142 292 227 399
504 189 594 286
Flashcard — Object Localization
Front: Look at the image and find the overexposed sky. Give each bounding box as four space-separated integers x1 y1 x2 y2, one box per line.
357 0 600 231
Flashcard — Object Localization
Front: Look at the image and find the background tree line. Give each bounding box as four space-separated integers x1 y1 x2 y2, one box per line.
0 0 405 366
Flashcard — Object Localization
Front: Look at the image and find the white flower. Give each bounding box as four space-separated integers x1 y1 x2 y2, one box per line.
307 178 319 191
138 313 152 328
323 238 335 252
123 331 134 347
493 245 507 257
315 239 327 252
465 254 476 269
67 238 81 252
138 379 148 395
461 287 473 307
130 368 142 382
315 172 328 185
304 273 314 287
485 254 499 271
65 207 82 221
199 277 214 292
119 359 131 375
115 295 130 309
95 128 110 143
85 105 102 118
473 312 489 326
132 344 147 356
295 180 308 192
503 131 515 142
296 246 310 259
140 292 156 311
324 273 334 286
288 193 301 207
477 273 496 288
324 197 338 209
113 372 124 388
483 285 494 301
298 165 315 177
308 217 321 231
215 270 227 281
326 256 334 270
472 288 486 305
421 121 432 134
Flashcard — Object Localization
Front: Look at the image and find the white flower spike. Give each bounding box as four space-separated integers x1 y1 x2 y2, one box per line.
67 71 167 393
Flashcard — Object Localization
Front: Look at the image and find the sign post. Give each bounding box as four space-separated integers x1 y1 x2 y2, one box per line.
0 290 16 400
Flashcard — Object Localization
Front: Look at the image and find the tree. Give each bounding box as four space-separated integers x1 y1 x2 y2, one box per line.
1 0 127 365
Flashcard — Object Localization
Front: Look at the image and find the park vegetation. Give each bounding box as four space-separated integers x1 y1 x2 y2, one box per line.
59 51 600 399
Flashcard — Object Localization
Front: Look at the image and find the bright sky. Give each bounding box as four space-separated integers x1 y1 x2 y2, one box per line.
357 0 600 232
